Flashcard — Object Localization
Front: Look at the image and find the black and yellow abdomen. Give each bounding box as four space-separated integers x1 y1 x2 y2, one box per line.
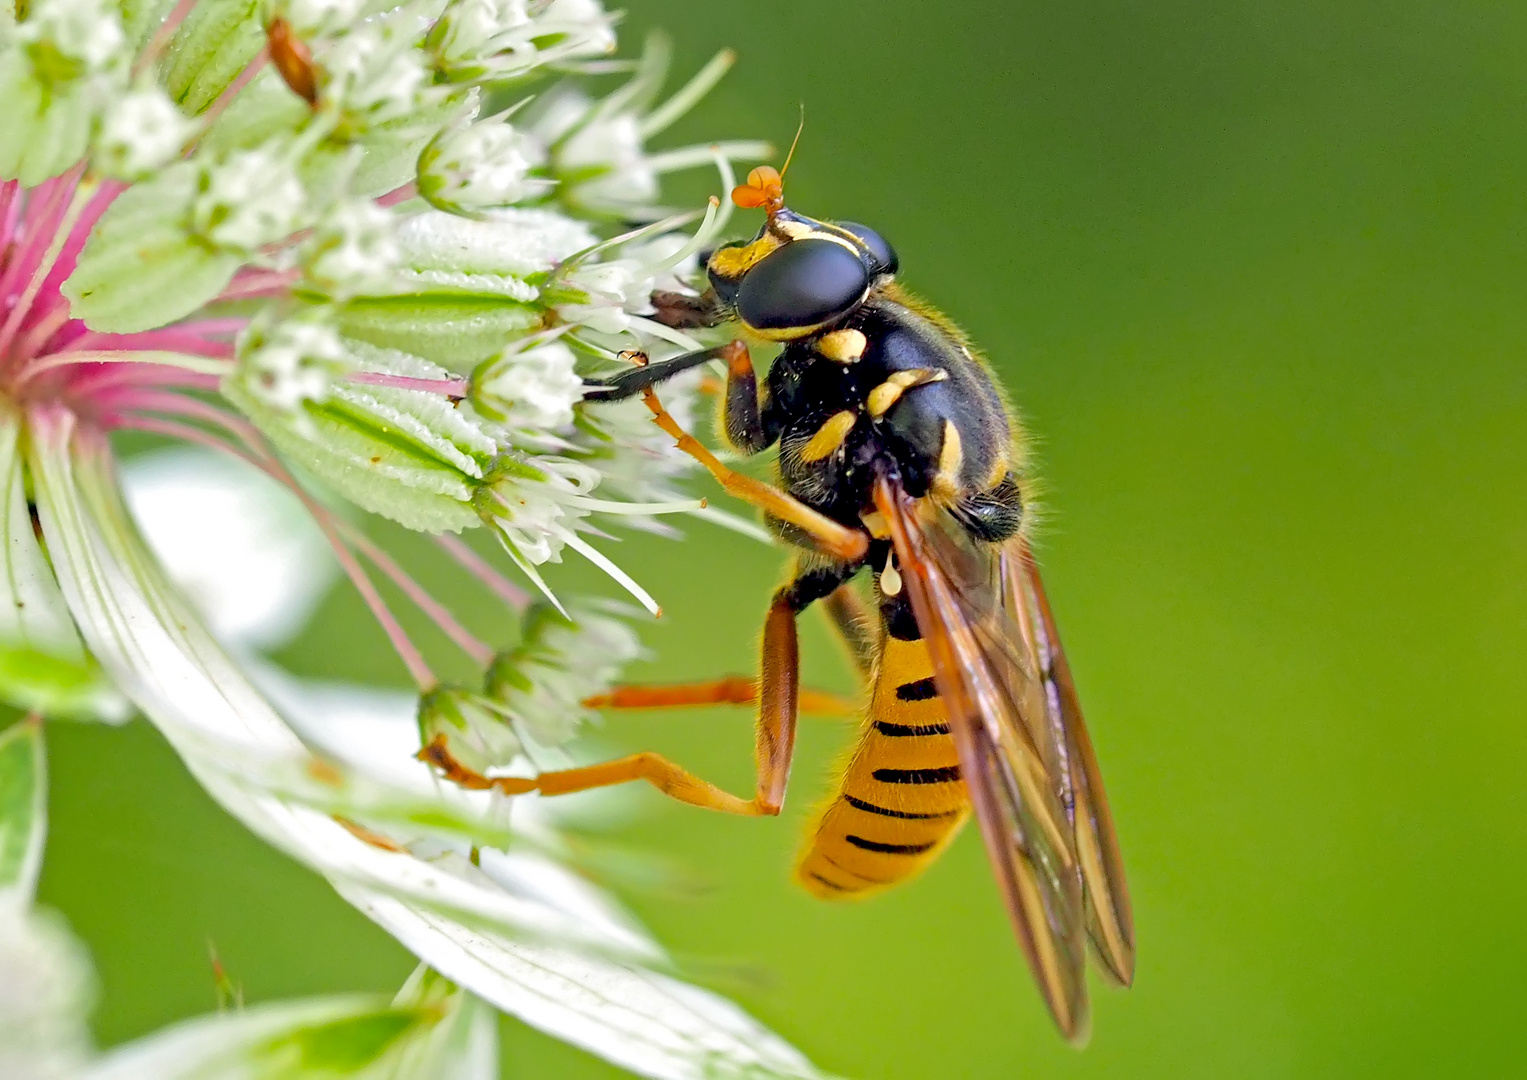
796 636 970 898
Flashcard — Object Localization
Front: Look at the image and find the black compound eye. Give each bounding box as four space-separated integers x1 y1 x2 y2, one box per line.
736 239 871 331
834 221 898 276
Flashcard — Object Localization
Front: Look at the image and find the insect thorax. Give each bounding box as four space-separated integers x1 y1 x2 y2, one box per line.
770 291 1013 524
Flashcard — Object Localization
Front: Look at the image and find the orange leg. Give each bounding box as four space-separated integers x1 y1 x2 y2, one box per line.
642 374 869 563
420 594 807 816
585 676 858 718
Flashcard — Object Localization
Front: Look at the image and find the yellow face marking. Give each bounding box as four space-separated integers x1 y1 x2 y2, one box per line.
799 409 858 462
707 234 782 281
817 328 868 363
932 419 964 499
866 368 948 418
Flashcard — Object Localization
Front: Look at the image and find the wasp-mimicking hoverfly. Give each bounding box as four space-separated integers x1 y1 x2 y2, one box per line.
423 162 1135 1041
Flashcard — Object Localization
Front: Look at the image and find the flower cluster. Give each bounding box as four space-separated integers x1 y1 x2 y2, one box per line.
0 0 820 1077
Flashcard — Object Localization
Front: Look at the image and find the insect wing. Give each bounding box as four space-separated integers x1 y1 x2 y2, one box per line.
1002 541 1136 987
872 478 1090 1041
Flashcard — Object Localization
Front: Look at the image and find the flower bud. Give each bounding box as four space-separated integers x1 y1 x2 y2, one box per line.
417 685 521 774
193 149 307 252
95 86 192 181
418 122 549 214
470 339 582 430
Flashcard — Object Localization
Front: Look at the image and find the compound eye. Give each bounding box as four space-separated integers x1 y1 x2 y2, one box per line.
736 239 871 331
706 241 748 305
834 221 898 276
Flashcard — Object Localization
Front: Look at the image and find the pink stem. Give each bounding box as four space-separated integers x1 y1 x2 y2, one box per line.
0 172 76 307
344 371 471 396
433 533 530 611
376 183 417 208
0 171 86 359
13 302 74 362
214 269 300 302
111 407 438 691
67 329 237 357
340 524 494 665
0 181 21 250
66 366 220 404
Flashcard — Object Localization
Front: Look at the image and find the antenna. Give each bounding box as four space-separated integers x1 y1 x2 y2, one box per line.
779 103 806 183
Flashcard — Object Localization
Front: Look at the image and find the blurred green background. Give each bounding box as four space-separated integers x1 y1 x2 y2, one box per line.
29 0 1527 1076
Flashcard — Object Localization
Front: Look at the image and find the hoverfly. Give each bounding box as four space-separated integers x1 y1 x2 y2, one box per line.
424 162 1135 1041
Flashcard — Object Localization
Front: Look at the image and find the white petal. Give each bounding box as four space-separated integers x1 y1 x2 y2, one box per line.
81 985 496 1080
342 889 833 1080
121 447 337 650
0 721 47 902
0 409 126 721
25 410 650 960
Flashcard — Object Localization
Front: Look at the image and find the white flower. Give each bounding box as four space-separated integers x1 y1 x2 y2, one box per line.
95 86 192 180
321 15 433 124
193 148 308 251
236 315 349 413
472 339 583 430
0 906 95 1080
17 0 125 73
305 198 402 298
274 0 367 36
486 602 641 747
0 0 826 1072
419 120 550 213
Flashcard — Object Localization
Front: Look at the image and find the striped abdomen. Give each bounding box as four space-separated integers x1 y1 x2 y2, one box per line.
796 636 970 898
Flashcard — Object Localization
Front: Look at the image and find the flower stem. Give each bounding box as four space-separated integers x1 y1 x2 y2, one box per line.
432 533 530 612
339 523 495 665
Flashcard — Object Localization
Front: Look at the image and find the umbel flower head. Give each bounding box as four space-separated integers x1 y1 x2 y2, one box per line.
0 0 822 1076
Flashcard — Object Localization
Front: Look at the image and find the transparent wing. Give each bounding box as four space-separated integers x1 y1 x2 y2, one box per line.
872 478 1091 1041
1001 540 1136 988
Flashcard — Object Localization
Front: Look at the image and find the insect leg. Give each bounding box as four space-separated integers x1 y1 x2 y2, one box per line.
419 564 859 815
585 678 860 718
581 345 726 402
642 380 871 563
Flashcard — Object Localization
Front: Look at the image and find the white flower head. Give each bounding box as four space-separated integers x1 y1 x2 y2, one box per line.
429 0 613 79
304 198 402 298
486 601 641 748
472 338 583 431
95 85 192 180
417 685 522 773
193 148 308 252
321 15 433 125
0 905 96 1080
419 119 550 213
431 0 533 69
483 454 600 567
556 228 711 335
235 314 350 414
270 0 368 36
18 0 126 74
